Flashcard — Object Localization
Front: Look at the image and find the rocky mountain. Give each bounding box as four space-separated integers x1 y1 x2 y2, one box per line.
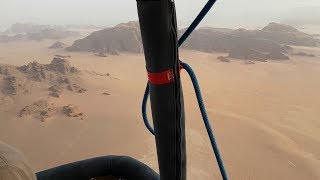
67 21 142 54
182 28 288 52
49 41 67 49
183 22 319 60
233 23 318 47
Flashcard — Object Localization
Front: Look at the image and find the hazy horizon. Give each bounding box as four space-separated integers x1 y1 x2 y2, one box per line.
1 0 320 30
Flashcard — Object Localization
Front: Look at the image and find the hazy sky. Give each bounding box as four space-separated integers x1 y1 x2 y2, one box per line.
0 0 319 29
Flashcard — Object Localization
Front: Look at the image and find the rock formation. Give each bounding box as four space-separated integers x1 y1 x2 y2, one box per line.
0 65 30 95
66 21 142 54
0 58 84 98
19 101 85 121
244 60 255 64
67 21 318 60
19 99 56 122
217 56 230 62
182 22 318 60
17 58 79 83
258 23 318 47
0 59 112 122
261 22 299 33
63 104 84 119
49 41 66 49
94 52 108 57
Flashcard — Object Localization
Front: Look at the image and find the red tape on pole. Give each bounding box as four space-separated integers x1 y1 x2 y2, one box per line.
147 69 174 85
147 66 183 85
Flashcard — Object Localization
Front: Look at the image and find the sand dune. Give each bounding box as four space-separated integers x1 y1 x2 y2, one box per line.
0 40 319 180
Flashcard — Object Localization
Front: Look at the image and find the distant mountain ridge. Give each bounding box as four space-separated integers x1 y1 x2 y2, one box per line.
0 29 79 42
67 21 319 60
5 23 65 34
183 22 318 52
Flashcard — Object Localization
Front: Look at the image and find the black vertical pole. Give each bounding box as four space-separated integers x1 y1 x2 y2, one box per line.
137 0 186 180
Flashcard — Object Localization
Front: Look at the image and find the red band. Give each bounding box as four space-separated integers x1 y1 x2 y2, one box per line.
147 65 184 85
148 69 175 85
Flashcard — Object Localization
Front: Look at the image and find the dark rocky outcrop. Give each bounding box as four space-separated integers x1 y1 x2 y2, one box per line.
244 60 255 64
94 52 108 57
19 99 56 122
49 92 60 98
217 56 230 62
63 104 84 118
47 58 78 74
48 85 62 93
66 83 87 93
18 58 78 82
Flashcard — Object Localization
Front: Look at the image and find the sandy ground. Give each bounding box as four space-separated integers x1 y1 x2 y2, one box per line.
0 40 320 180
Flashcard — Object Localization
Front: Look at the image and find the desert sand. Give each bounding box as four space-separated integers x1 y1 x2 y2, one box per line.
0 39 320 180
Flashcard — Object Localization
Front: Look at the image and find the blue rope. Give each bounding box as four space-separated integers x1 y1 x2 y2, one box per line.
178 0 218 46
141 0 228 179
180 62 228 180
142 83 155 135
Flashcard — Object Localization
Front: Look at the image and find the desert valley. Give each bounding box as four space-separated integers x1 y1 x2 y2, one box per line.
0 21 319 180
